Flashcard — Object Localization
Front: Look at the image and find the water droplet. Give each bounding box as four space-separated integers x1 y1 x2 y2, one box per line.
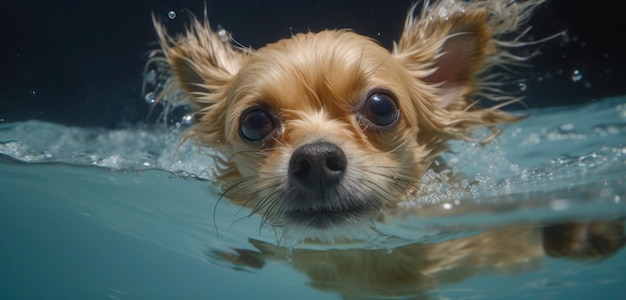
550 199 570 211
571 69 582 82
216 25 229 44
144 92 156 104
144 69 157 84
518 82 527 91
182 114 193 125
168 10 177 19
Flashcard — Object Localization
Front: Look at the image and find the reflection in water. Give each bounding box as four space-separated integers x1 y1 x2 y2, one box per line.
215 220 624 298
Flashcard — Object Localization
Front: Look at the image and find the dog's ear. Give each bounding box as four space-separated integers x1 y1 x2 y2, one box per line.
391 1 544 139
150 15 249 165
393 8 491 110
153 15 245 110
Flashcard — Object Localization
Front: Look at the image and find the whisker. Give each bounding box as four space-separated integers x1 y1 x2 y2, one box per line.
221 176 258 198
229 182 280 226
360 178 399 208
212 176 255 236
250 182 284 216
217 176 260 228
260 188 291 226
258 194 283 230
368 168 421 190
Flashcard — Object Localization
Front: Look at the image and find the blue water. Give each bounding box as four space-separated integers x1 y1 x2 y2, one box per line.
1 97 626 299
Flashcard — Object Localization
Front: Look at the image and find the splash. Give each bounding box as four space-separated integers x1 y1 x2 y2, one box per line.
0 121 216 179
1 97 625 246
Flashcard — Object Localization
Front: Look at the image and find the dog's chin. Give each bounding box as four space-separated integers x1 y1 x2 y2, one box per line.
283 204 373 230
277 214 379 245
267 189 382 243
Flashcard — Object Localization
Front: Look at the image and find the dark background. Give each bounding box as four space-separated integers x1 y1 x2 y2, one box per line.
1 0 624 128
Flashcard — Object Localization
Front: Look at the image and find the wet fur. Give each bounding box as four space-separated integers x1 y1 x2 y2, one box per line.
148 0 542 240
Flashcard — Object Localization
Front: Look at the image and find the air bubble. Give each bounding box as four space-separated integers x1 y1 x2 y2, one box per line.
168 10 177 19
216 25 229 44
182 114 194 125
518 82 527 91
144 92 156 104
144 69 157 84
550 199 570 211
571 70 582 82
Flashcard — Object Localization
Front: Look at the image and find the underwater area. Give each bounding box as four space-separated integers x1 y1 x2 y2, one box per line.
2 0 626 299
1 97 625 299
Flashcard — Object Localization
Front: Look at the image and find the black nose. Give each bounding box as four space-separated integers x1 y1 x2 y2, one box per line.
288 142 347 190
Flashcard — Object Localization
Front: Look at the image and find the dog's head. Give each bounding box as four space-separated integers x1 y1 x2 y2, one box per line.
152 1 538 240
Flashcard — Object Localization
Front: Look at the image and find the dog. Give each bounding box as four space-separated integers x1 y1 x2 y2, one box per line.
148 0 624 297
149 0 534 241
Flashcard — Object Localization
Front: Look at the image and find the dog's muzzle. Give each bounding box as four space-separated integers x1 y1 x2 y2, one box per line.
282 141 373 228
288 141 347 190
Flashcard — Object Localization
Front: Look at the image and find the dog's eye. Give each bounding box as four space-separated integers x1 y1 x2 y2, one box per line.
362 93 399 126
240 109 275 141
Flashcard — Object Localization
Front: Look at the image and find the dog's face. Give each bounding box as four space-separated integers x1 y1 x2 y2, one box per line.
222 31 431 234
153 2 526 239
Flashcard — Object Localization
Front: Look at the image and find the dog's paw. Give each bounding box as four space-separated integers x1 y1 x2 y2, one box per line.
208 239 278 270
208 248 266 269
542 220 625 259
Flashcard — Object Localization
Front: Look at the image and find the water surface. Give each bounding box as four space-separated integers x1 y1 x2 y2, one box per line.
1 97 625 299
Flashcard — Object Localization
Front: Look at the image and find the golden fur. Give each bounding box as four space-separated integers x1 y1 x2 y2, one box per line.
148 0 541 240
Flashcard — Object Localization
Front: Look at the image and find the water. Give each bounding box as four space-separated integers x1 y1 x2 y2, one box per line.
1 97 626 299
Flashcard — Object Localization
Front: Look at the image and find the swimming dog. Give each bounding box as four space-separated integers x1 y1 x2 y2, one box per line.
148 0 622 247
148 0 624 296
